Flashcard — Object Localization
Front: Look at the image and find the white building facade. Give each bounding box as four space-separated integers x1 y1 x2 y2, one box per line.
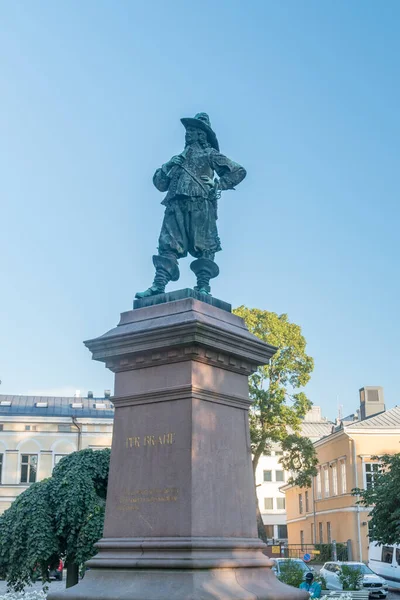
255 406 333 542
0 393 114 514
255 447 288 541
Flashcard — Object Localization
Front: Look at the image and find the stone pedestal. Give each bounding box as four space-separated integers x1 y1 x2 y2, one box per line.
49 291 308 600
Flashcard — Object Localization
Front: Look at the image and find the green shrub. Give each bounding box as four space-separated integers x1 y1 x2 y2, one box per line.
313 544 332 562
278 560 306 588
339 565 363 590
313 543 348 562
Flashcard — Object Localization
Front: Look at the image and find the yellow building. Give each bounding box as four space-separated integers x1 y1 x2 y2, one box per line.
282 387 400 562
0 393 114 514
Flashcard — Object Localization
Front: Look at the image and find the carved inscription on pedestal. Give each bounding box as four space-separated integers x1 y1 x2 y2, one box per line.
118 432 178 513
125 432 175 448
117 488 179 511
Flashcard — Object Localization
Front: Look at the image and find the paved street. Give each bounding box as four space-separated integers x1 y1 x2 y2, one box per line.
0 580 66 596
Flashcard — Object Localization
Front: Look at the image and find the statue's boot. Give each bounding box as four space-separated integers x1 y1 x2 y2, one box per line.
135 255 179 299
190 258 220 296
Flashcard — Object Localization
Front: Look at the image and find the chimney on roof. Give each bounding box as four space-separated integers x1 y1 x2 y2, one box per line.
303 406 323 422
104 389 111 399
74 390 81 398
359 386 385 420
87 391 94 399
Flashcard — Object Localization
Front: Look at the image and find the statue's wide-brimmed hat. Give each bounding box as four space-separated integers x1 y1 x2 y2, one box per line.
181 112 219 151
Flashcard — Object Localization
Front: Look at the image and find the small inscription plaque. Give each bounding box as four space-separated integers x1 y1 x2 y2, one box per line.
125 432 175 448
117 487 179 511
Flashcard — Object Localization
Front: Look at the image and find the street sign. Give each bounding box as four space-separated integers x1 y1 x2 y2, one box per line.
313 549 320 555
272 545 280 554
303 553 311 562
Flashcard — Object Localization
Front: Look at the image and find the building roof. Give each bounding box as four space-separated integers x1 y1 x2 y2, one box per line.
300 421 334 439
345 405 400 429
297 406 334 440
0 394 115 419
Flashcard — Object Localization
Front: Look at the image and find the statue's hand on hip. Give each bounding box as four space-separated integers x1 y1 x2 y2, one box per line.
200 175 215 188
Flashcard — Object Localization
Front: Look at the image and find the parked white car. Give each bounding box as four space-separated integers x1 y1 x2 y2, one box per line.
320 562 388 598
369 542 400 590
272 558 313 579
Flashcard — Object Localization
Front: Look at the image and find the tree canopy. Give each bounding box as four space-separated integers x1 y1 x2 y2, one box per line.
353 453 400 545
0 448 110 591
233 306 317 539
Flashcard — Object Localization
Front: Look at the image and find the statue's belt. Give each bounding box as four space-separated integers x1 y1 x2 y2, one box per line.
178 164 210 195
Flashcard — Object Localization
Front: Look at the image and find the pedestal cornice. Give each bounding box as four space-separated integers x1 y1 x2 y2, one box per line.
85 297 276 375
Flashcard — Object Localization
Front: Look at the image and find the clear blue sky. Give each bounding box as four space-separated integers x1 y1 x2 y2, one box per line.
1 1 399 421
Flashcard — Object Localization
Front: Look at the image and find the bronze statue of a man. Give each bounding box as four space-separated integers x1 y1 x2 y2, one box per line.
136 113 246 298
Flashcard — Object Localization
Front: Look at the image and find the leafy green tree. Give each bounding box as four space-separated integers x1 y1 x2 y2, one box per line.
0 448 110 591
353 453 400 545
233 307 317 541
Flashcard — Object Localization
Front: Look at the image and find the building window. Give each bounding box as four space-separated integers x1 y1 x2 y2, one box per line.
340 459 347 493
0 454 3 483
0 424 3 431
58 424 72 433
316 470 322 499
299 493 303 514
365 463 380 490
327 521 332 543
264 498 273 510
300 530 305 550
311 523 315 544
265 524 274 539
277 524 288 539
324 466 330 497
332 463 338 495
275 470 284 482
25 425 30 431
20 454 38 483
276 497 285 510
263 470 272 482
305 490 309 512
318 522 323 543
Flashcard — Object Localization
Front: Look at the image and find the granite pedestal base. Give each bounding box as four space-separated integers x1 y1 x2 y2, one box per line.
48 295 308 600
54 565 302 600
